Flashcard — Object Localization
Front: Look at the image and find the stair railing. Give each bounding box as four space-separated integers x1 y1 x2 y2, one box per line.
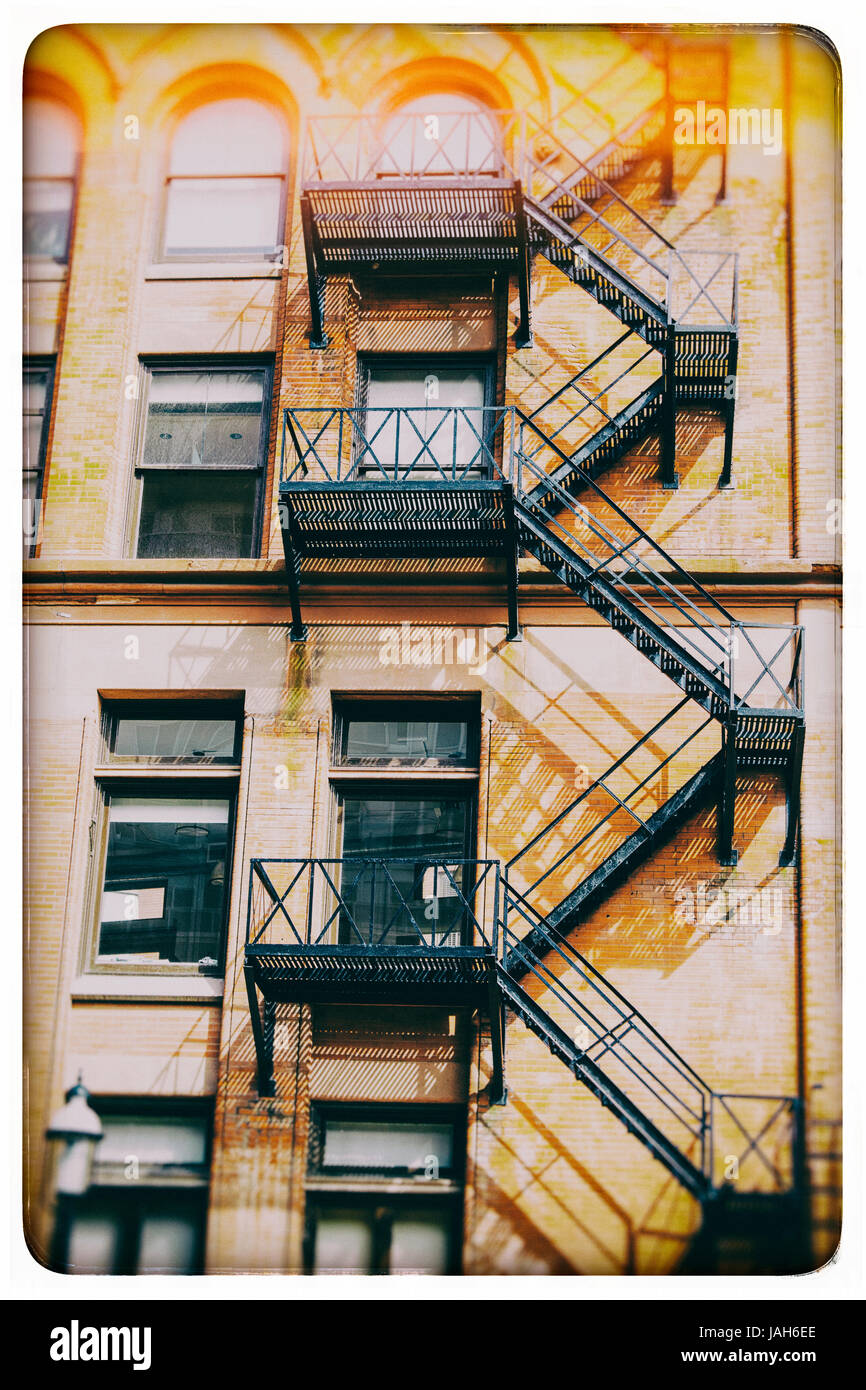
516 413 735 691
500 889 712 1174
519 328 662 465
504 697 719 919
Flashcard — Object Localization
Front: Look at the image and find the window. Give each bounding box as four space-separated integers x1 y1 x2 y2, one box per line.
330 698 479 947
380 92 502 177
305 1104 464 1274
357 356 496 479
23 358 54 550
162 100 287 259
334 698 478 768
23 97 80 261
133 362 271 559
89 700 242 975
65 1101 211 1275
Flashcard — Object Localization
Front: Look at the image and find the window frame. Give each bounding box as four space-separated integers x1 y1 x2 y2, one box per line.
157 100 289 265
66 1096 212 1276
130 356 274 561
304 1102 465 1275
23 98 81 267
332 695 481 770
23 355 56 555
84 697 244 980
101 698 244 767
354 352 498 479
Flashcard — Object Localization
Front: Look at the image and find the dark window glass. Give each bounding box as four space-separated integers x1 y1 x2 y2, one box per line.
97 793 231 967
23 362 53 546
136 368 268 559
137 471 258 559
337 789 472 946
344 719 469 765
112 713 238 763
23 98 79 261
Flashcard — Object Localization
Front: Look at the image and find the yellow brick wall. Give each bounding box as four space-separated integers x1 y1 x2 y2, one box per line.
22 24 840 1275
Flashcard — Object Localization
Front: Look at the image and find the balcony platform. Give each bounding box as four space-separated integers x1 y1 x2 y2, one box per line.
300 178 530 347
279 477 520 641
243 856 505 1097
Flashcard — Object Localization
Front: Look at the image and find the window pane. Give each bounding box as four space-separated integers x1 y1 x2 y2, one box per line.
170 100 285 175
23 178 73 258
143 370 265 469
137 471 258 558
113 715 237 761
390 1209 451 1274
163 177 283 256
338 794 471 945
97 795 230 966
322 1119 454 1175
95 1116 208 1167
312 1209 374 1274
344 718 469 764
66 1205 123 1275
23 99 79 177
137 1205 201 1274
363 367 488 476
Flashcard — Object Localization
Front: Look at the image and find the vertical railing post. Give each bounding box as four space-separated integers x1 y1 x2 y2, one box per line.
719 333 738 489
661 315 678 489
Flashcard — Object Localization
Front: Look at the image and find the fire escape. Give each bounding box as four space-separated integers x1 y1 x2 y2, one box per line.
247 95 809 1273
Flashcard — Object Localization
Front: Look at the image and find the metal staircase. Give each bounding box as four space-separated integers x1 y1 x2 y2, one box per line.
260 91 811 1271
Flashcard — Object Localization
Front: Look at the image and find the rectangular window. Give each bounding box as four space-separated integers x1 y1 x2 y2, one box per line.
96 791 231 968
330 697 480 949
66 1101 211 1276
357 356 496 479
334 697 478 768
164 177 285 258
134 363 271 559
23 358 54 550
23 177 75 261
305 1105 464 1275
90 700 241 976
105 699 242 765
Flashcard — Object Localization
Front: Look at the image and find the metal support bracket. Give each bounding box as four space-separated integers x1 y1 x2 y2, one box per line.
300 195 328 350
779 721 806 867
661 322 679 489
514 182 533 348
718 337 739 489
502 481 521 641
487 969 507 1105
244 964 276 1096
717 717 739 866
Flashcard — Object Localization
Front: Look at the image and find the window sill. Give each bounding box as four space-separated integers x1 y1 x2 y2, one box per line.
144 262 284 281
71 974 224 1003
304 1177 460 1195
24 260 68 282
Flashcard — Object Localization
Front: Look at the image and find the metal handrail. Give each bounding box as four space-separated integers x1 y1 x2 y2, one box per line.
281 405 515 485
506 707 718 902
247 856 501 954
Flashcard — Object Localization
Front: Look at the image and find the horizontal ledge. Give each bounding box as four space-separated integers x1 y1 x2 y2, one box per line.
144 262 283 280
70 974 224 1003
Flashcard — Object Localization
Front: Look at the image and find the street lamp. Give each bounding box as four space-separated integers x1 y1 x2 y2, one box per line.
46 1073 103 1270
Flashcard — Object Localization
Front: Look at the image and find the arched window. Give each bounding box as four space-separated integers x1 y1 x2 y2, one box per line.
23 98 80 261
162 99 287 259
380 92 502 177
